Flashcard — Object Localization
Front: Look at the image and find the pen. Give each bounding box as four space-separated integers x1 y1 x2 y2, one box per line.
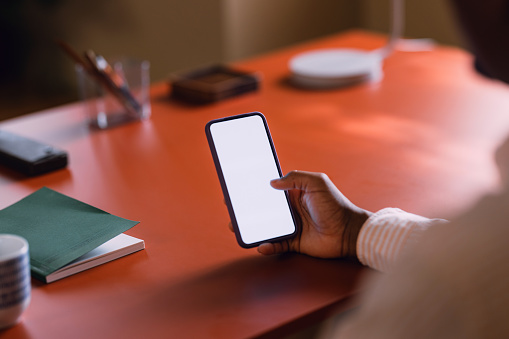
85 50 142 117
57 41 141 118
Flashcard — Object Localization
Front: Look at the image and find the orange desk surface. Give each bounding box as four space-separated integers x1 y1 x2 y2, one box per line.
2 30 509 338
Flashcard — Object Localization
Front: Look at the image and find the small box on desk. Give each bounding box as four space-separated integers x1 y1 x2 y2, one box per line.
169 65 260 104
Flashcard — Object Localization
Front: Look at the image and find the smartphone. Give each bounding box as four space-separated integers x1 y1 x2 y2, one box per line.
0 130 68 176
205 112 298 248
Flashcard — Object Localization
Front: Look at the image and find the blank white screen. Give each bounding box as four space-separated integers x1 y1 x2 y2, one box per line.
210 115 295 245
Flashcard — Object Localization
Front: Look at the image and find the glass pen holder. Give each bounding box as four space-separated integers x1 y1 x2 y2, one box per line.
76 57 151 129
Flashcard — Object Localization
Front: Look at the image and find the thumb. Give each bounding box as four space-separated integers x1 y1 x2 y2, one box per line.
271 170 328 192
270 170 307 190
270 177 288 190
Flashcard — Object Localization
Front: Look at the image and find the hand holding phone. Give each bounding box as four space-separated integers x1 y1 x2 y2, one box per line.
206 112 297 248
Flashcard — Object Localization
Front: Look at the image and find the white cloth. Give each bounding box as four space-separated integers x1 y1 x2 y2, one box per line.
357 208 444 272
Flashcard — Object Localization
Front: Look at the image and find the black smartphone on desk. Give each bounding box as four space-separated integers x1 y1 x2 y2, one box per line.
206 112 298 248
0 130 68 176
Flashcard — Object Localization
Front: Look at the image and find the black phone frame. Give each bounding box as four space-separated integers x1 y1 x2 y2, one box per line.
205 111 298 248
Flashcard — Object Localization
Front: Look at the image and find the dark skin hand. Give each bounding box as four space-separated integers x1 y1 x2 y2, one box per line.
229 170 372 259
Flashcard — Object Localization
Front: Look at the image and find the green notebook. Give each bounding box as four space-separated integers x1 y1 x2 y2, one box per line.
0 187 141 282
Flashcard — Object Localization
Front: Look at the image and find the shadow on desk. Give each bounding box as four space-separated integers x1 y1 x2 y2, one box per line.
0 324 31 338
146 253 366 338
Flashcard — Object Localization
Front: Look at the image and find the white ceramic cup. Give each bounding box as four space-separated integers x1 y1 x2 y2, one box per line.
0 234 31 329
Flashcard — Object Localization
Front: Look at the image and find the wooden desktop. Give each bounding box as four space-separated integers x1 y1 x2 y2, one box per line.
2 30 509 338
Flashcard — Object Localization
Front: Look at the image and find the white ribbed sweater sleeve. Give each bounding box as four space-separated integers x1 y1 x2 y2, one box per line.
357 208 446 272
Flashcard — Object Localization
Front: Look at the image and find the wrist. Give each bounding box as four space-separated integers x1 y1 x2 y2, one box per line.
343 208 372 258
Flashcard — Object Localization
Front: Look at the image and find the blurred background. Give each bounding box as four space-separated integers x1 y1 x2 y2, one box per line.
0 0 462 121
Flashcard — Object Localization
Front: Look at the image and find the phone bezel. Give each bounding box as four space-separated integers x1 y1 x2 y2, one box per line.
205 112 298 248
